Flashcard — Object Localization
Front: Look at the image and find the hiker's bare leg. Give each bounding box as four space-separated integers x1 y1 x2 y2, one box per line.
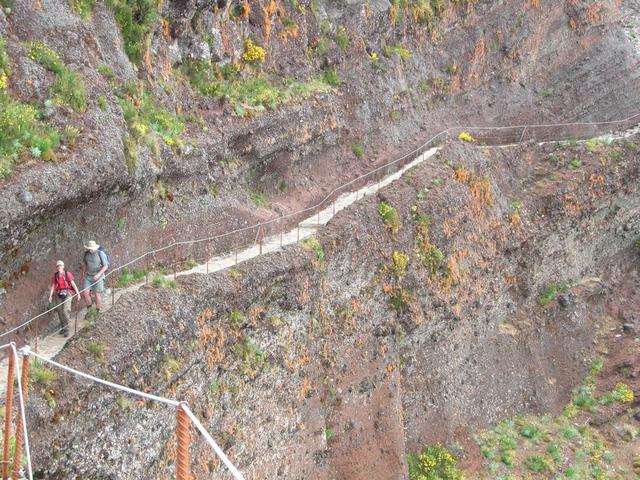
94 292 102 309
82 289 92 307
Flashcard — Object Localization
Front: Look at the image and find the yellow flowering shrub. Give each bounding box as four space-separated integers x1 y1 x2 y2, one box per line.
408 443 464 480
458 131 476 143
242 38 266 63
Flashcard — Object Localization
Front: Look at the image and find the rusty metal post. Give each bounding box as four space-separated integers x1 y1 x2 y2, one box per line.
280 228 283 248
258 227 263 256
173 250 178 280
111 276 115 307
206 243 210 274
2 352 15 480
297 224 300 242
176 405 191 480
74 304 78 335
317 211 320 227
11 354 29 480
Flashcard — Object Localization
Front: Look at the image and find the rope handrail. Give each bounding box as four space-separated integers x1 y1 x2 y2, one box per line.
2 112 639 339
22 348 243 479
26 348 179 407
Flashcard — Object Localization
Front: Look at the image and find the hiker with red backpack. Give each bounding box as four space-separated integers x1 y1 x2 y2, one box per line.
81 240 109 314
48 260 80 336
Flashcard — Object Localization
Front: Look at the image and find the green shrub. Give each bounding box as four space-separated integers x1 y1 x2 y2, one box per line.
537 279 574 306
115 81 184 165
178 59 335 116
523 454 548 473
229 308 245 329
387 285 412 313
391 251 409 278
0 40 62 177
383 44 412 61
351 142 364 158
408 443 464 480
378 201 401 233
61 125 80 147
27 42 87 112
69 0 95 19
235 336 267 378
301 236 325 263
335 25 349 51
323 68 340 87
107 0 159 64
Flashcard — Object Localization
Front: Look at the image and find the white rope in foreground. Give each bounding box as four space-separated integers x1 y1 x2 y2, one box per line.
181 404 246 480
0 343 34 480
24 348 245 479
25 348 179 407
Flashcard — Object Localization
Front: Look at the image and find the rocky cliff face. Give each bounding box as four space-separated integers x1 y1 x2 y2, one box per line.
1 0 639 334
25 132 640 478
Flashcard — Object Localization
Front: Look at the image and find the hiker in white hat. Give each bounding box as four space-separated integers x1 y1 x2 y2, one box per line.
48 260 80 336
80 240 109 314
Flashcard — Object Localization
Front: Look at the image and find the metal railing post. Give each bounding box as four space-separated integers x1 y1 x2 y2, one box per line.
259 227 263 256
111 276 115 307
11 354 29 480
33 318 38 354
2 352 15 479
176 404 191 480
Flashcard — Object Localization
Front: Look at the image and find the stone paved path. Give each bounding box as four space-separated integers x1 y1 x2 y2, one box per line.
0 147 440 393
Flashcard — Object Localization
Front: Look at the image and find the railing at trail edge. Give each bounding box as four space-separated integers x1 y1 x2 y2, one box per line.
1 112 640 349
0 113 638 479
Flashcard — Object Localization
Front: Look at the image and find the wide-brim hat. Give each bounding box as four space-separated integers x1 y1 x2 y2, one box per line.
84 240 100 250
56 260 64 267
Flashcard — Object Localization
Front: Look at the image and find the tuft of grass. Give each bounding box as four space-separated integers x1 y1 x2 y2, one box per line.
161 356 180 380
250 191 269 207
301 236 325 263
151 274 177 289
335 25 349 51
27 42 87 112
378 201 401 234
29 358 59 388
86 341 106 363
351 142 364 158
106 0 159 64
235 335 267 378
117 268 147 287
